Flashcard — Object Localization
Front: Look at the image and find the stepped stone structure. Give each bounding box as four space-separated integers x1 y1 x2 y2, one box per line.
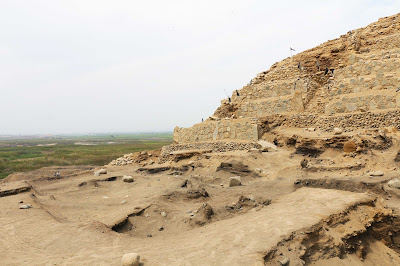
173 13 400 145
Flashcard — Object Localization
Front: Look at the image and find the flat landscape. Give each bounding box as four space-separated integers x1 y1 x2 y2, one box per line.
0 133 172 180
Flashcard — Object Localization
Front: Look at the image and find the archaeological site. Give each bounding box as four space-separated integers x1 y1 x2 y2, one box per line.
3 13 400 266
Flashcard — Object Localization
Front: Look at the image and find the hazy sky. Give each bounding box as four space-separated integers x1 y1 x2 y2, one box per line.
1 1 399 135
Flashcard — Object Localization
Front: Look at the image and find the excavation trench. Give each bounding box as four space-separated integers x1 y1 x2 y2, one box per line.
264 200 400 265
294 178 388 196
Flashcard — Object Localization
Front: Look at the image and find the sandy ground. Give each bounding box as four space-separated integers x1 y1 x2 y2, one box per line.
2 129 400 265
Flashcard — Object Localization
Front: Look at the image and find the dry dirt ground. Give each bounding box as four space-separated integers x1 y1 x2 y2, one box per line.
2 129 400 265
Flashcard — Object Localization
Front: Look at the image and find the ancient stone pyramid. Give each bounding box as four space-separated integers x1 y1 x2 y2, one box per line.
173 13 400 145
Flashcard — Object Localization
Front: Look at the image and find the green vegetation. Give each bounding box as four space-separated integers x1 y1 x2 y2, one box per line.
0 133 172 179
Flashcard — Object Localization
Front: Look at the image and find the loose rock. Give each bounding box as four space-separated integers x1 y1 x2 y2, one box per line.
229 176 242 187
388 178 400 189
19 204 32 209
343 141 357 153
122 175 134 183
257 140 278 152
333 128 343 135
278 257 290 266
121 253 140 266
369 171 384 176
94 168 107 176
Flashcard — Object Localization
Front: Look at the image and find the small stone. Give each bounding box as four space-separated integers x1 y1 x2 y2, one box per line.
159 226 164 231
18 200 23 203
333 128 343 135
257 140 278 152
147 234 152 237
248 148 261 153
300 159 308 168
19 204 32 209
388 178 400 189
121 200 127 204
343 141 357 153
121 252 140 266
278 257 290 266
186 210 192 214
122 175 134 183
370 171 384 177
254 168 262 174
229 176 242 187
94 168 107 176
160 212 167 217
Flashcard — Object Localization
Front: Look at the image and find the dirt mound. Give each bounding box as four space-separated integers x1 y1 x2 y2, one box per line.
1 165 94 183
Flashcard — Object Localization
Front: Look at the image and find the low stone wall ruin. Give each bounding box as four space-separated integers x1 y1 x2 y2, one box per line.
160 141 261 162
173 118 260 144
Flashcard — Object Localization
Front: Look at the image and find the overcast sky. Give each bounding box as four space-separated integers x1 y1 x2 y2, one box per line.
1 0 399 135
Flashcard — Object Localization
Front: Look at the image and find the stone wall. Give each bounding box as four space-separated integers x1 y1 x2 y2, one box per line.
237 90 304 118
160 141 261 162
232 78 308 101
279 109 400 132
173 118 260 144
325 91 399 114
329 56 400 97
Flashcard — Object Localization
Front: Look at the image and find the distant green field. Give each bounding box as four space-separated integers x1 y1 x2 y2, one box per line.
0 133 172 179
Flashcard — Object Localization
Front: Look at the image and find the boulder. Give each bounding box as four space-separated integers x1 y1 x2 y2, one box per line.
257 140 278 152
229 176 242 187
121 253 140 266
388 178 400 189
122 175 134 183
333 128 343 135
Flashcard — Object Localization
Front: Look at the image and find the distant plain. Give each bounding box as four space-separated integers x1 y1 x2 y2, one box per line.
0 133 172 179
